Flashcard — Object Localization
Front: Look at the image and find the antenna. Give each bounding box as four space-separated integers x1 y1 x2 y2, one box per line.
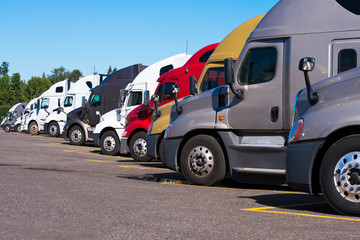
93 65 96 75
186 39 188 61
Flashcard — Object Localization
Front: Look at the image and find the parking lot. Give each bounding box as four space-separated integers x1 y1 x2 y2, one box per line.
1 130 359 239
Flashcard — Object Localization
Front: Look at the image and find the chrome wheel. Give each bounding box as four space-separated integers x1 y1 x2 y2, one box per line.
103 135 116 152
49 124 58 136
133 138 147 158
71 129 82 143
334 151 360 202
187 145 214 177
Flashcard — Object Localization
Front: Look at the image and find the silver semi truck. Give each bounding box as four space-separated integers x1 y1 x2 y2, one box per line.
162 0 360 186
287 59 360 216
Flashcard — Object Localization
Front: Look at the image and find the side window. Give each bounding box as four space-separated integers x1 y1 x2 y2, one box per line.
127 91 142 107
338 49 357 74
199 50 215 63
41 98 50 109
64 96 73 107
239 47 277 85
160 64 174 76
155 84 164 105
56 86 63 93
163 82 176 101
89 94 101 107
200 68 225 92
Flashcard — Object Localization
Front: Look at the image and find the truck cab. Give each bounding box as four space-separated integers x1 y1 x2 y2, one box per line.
287 59 360 216
162 0 360 186
26 79 75 135
92 53 191 157
2 102 27 132
44 75 103 137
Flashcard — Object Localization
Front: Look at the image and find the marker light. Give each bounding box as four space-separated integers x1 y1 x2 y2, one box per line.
164 124 172 139
289 119 304 143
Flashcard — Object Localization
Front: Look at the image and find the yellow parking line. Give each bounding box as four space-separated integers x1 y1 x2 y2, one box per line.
160 182 309 194
241 202 360 222
62 149 128 159
85 159 115 163
117 165 170 170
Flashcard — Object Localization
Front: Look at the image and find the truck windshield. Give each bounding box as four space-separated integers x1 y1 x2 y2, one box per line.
64 96 73 107
200 68 225 92
127 91 142 107
89 94 101 107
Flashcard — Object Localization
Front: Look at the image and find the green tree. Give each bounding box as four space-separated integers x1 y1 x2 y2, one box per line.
0 74 11 104
48 66 69 84
10 73 22 103
0 62 9 76
107 66 112 75
24 76 52 100
69 69 82 81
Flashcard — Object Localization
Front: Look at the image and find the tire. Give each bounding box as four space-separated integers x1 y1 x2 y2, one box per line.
320 135 360 216
158 136 165 164
16 124 21 133
129 131 151 162
4 125 10 133
29 122 39 135
69 126 85 146
100 131 120 156
48 122 60 137
180 135 226 186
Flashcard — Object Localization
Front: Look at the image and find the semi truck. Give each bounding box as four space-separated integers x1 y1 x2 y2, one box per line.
287 59 360 216
25 78 76 135
117 44 218 161
2 102 27 132
92 53 191 158
161 0 360 186
44 74 103 137
146 15 264 163
63 64 146 145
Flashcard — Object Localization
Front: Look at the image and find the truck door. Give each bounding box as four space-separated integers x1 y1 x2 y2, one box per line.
331 39 360 76
217 40 284 130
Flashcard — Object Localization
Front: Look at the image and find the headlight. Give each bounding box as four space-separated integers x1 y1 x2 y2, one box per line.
289 119 304 143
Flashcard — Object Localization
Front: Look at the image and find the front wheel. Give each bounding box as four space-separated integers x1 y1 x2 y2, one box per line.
320 135 360 216
180 135 226 186
16 124 21 133
100 131 120 156
4 125 10 133
69 126 85 146
48 122 60 137
129 131 151 162
29 122 39 135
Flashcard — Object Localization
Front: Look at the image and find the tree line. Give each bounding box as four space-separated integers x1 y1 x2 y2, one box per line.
0 61 118 107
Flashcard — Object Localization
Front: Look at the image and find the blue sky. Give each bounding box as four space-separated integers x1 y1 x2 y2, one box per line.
1 0 279 81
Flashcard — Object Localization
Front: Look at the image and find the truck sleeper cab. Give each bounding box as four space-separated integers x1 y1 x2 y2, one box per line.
162 0 360 186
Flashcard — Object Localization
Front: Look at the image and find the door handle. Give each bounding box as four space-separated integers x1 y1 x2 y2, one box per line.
271 106 279 122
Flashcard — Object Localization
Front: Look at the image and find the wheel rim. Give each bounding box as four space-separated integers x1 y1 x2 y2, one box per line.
17 126 21 132
187 145 214 177
49 124 58 136
133 138 147 157
5 126 9 132
30 124 38 134
334 151 360 202
103 136 116 152
71 129 82 143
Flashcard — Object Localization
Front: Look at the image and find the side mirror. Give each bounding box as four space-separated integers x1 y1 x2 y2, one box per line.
299 57 315 72
189 75 198 95
299 57 318 105
119 90 127 107
224 58 234 85
144 90 150 107
172 84 182 114
82 96 88 108
37 99 40 109
58 98 61 107
151 94 161 117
